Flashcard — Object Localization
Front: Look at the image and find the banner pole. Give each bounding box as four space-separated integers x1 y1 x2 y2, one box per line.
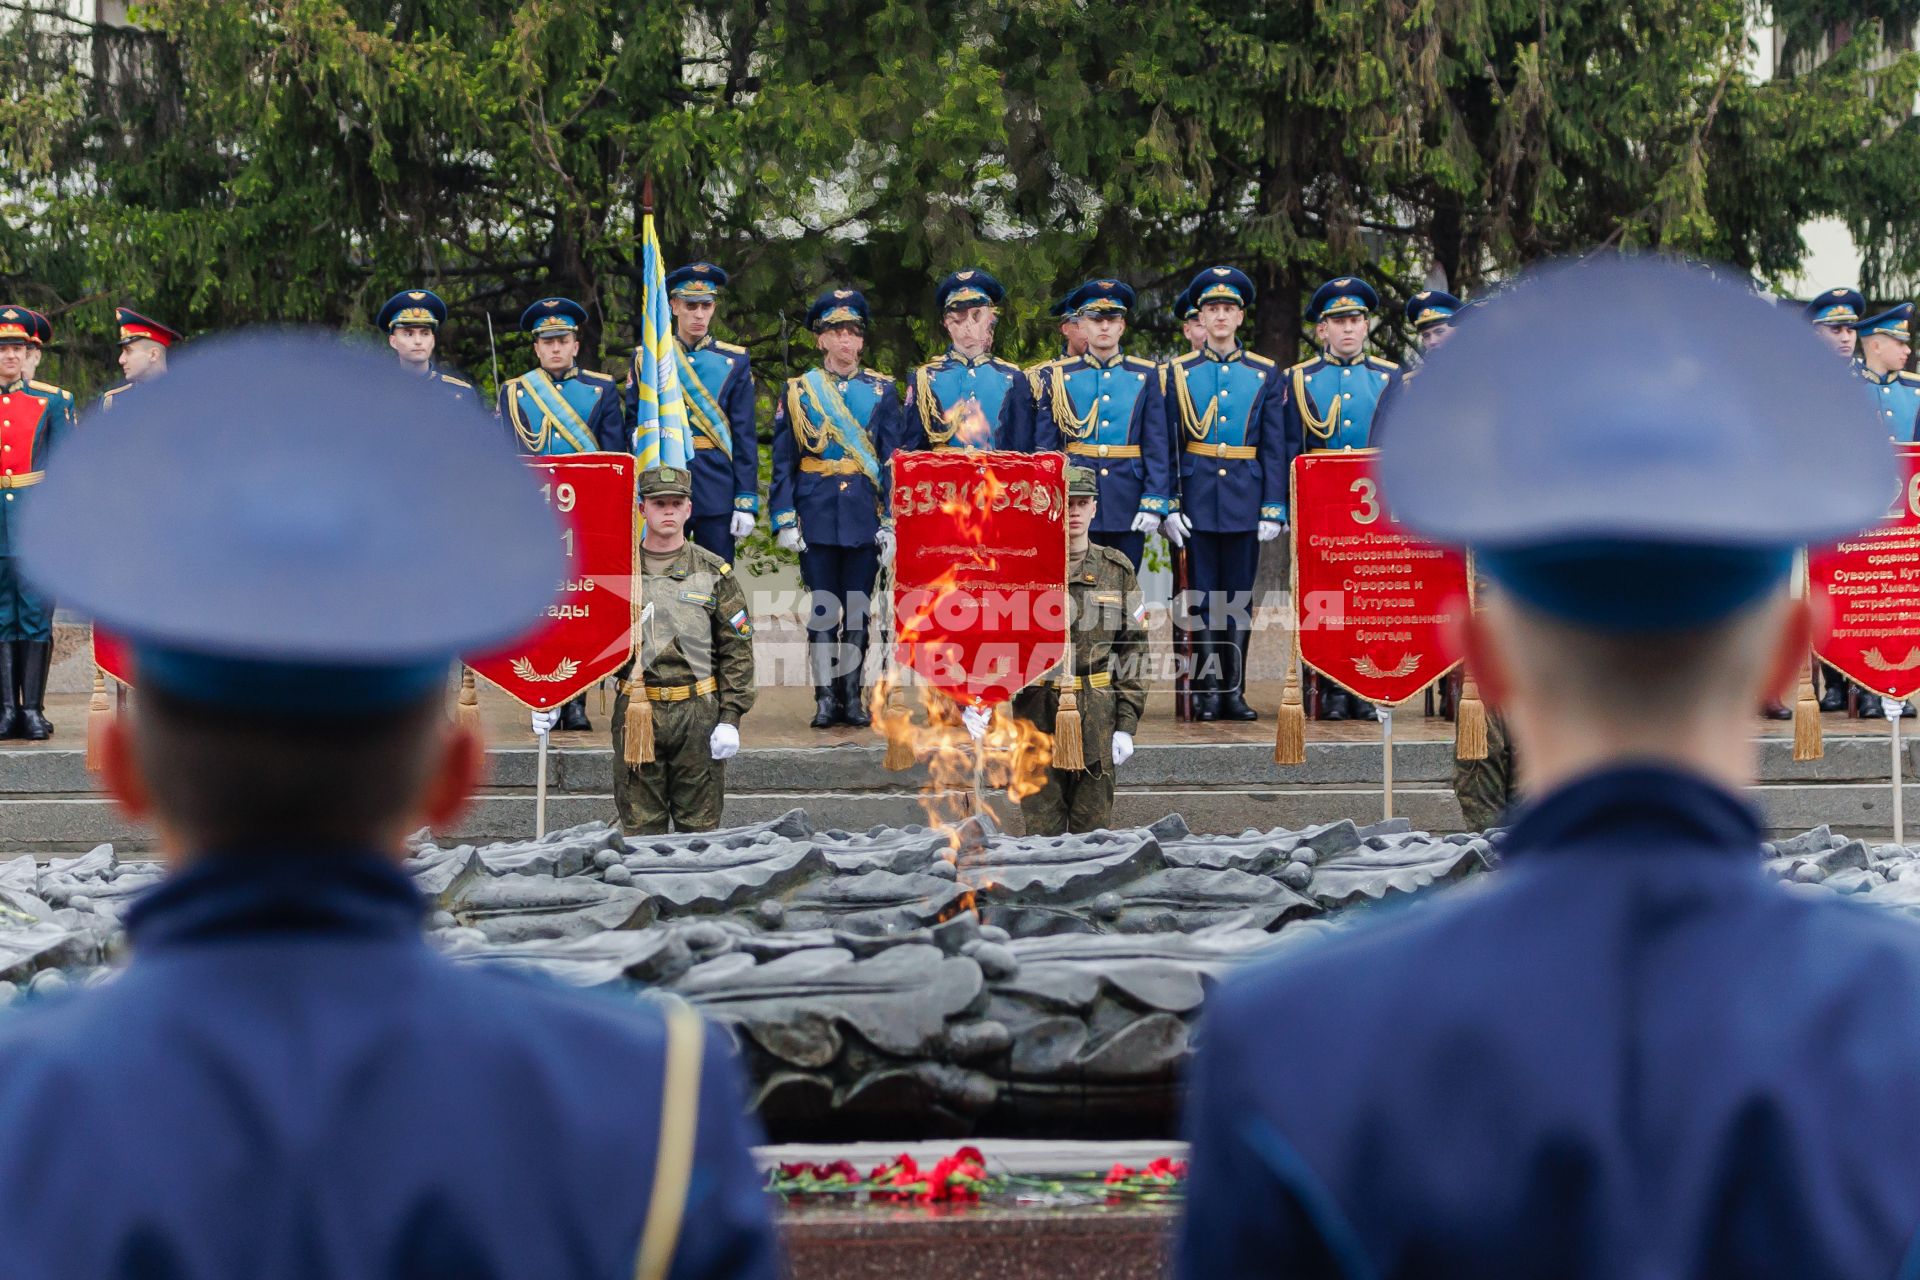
1890 699 1904 847
536 728 551 839
1381 706 1394 821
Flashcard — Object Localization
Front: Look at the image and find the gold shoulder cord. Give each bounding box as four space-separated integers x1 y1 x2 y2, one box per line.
1049 364 1096 441
505 383 551 453
1289 365 1339 442
787 380 829 454
631 998 706 1280
1173 361 1219 442
916 366 952 445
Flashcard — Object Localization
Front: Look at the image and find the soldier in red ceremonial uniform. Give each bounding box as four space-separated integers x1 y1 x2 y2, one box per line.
0 306 73 738
97 307 180 414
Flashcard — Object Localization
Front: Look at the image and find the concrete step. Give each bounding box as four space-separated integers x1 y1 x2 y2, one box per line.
5 736 1919 851
5 734 1914 794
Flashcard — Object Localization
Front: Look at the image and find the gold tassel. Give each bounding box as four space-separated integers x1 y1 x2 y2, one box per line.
1053 685 1087 772
1455 671 1488 761
624 683 656 769
1274 634 1306 766
1051 628 1087 772
1793 658 1824 762
597 678 609 718
455 667 481 732
882 683 915 771
85 668 112 775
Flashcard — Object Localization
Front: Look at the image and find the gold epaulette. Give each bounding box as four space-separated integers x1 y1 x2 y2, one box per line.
867 370 894 383
1122 355 1157 371
439 374 473 389
1365 355 1400 372
27 380 68 397
578 369 615 384
714 340 748 356
1243 352 1277 369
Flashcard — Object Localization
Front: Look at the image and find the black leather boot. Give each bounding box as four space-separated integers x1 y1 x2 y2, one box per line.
18 640 52 740
1316 671 1348 721
838 629 871 727
0 642 19 739
1819 666 1848 713
1217 628 1259 721
1861 692 1887 719
809 637 840 729
1348 689 1378 721
558 693 591 732
1191 632 1219 721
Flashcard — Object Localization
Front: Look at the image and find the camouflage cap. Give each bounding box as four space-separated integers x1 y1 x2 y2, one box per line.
1065 466 1099 497
640 465 693 498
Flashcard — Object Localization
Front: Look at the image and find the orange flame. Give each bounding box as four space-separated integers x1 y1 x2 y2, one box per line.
942 400 996 450
871 676 1053 857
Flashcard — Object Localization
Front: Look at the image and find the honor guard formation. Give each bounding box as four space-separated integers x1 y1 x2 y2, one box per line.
7 262 1917 838
11 257 1920 1280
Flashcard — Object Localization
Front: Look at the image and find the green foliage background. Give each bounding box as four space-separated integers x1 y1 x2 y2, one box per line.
6 0 1920 409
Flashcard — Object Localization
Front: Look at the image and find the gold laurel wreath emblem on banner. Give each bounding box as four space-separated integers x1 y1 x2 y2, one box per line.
1354 653 1421 680
510 657 581 683
1863 646 1920 673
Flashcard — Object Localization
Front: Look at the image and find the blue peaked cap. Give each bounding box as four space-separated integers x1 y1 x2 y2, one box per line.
1377 256 1894 631
19 332 564 712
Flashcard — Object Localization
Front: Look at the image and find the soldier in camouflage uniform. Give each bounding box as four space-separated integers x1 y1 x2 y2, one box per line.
998 466 1148 834
1452 712 1517 831
610 466 757 833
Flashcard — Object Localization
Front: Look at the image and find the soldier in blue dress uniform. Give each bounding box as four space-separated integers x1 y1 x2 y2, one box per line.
1016 293 1090 452
628 263 760 563
1804 285 1861 362
97 306 180 414
771 289 905 728
20 309 61 391
1164 265 1288 722
0 306 72 739
1030 279 1173 570
1178 255 1920 1280
1853 301 1920 443
1847 299 1920 719
499 297 626 731
375 288 476 403
1808 288 1868 714
901 269 1030 451
1404 287 1462 354
1283 277 1400 721
0 333 779 1280
1173 283 1206 356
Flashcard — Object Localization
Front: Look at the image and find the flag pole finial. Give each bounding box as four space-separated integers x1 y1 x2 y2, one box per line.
642 175 655 216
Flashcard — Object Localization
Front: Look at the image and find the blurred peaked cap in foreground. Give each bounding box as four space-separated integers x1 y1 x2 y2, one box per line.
1377 255 1894 555
18 331 563 674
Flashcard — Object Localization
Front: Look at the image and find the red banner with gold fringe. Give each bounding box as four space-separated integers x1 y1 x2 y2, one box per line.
1810 442 1920 699
1291 450 1469 705
890 450 1068 706
467 455 638 709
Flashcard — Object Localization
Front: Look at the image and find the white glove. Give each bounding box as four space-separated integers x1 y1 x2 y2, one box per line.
531 707 560 735
776 526 805 552
709 722 740 760
877 526 897 566
1111 730 1134 767
1257 520 1284 543
961 705 992 741
1162 512 1191 548
1130 512 1162 537
729 511 755 540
